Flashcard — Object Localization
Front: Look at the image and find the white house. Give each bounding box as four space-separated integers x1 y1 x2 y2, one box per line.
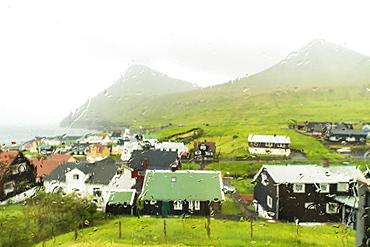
43 157 136 211
248 134 291 156
155 141 188 156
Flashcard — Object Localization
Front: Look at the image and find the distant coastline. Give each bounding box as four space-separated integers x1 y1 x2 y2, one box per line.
0 125 101 146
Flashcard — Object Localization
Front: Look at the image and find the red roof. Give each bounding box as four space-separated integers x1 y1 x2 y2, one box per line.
234 194 254 201
31 154 73 177
0 151 20 167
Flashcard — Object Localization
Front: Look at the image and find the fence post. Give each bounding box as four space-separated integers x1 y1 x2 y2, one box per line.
118 221 122 239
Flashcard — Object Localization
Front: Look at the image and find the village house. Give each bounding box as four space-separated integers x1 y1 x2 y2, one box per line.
138 170 224 216
155 141 188 156
105 189 137 215
193 141 216 160
248 134 291 156
127 150 180 190
325 129 368 144
30 154 76 185
43 157 136 211
85 143 110 163
253 163 364 224
0 151 36 201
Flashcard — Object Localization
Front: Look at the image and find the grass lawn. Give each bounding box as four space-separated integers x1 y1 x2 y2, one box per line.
35 216 355 247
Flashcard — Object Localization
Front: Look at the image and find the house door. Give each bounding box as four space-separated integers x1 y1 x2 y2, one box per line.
162 201 170 215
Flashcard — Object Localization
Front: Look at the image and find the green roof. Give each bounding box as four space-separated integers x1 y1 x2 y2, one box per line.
107 190 136 205
140 170 224 202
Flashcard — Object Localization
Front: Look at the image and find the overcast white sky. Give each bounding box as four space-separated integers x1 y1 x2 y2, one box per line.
1 0 370 127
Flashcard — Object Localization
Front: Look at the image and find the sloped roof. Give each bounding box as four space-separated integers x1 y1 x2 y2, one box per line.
0 151 19 167
107 189 136 205
31 154 75 177
253 164 364 184
248 134 290 143
139 170 224 202
44 157 120 185
330 129 367 136
127 150 178 170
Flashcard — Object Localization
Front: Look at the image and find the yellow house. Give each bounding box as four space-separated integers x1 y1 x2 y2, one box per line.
86 144 110 163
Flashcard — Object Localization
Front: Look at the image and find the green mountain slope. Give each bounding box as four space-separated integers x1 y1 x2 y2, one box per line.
60 64 199 128
61 39 370 129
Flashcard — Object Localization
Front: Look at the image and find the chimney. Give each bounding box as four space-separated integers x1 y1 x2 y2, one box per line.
143 158 148 169
321 158 329 168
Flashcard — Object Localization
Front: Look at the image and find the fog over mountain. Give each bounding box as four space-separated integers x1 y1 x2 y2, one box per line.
61 39 370 129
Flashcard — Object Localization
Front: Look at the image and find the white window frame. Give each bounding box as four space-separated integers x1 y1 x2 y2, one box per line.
319 183 330 193
190 200 201 210
326 202 339 214
337 182 349 192
173 200 183 210
267 195 273 208
4 181 15 195
293 184 305 193
305 202 316 210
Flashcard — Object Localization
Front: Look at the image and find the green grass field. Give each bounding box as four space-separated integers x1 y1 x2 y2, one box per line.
34 216 355 247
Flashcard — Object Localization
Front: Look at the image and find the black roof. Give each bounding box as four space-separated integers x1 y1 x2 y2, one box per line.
44 157 119 185
127 150 178 170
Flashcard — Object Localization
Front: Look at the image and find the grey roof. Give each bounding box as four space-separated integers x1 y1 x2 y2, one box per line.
44 157 120 185
330 129 367 135
334 196 358 208
253 164 364 184
127 150 178 170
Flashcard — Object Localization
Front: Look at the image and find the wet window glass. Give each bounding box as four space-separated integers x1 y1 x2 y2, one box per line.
1 1 370 246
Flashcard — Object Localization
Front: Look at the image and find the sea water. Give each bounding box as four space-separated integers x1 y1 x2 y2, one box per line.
0 124 100 145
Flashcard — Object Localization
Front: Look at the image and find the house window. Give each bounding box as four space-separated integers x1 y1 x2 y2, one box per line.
267 195 273 208
93 188 102 197
337 182 349 192
4 181 15 195
116 169 123 175
261 173 269 186
326 202 339 214
305 202 316 210
293 184 305 193
190 201 201 210
11 167 18 175
73 174 79 180
319 183 330 193
173 200 183 210
18 163 27 172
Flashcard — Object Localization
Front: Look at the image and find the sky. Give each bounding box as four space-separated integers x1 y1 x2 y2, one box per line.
1 0 370 127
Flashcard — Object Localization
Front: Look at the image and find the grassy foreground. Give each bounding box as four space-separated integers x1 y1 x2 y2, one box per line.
36 216 354 247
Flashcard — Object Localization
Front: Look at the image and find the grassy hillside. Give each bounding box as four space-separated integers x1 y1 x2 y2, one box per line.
35 215 355 247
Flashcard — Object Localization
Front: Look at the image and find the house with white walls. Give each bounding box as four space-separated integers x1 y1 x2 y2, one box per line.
43 157 136 211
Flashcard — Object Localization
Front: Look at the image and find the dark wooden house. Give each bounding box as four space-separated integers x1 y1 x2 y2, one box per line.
0 151 36 201
127 150 180 190
325 129 367 144
193 141 216 160
106 189 137 215
253 164 363 223
138 170 224 216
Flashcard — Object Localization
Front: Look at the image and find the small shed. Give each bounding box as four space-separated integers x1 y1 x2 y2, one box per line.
106 189 137 215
